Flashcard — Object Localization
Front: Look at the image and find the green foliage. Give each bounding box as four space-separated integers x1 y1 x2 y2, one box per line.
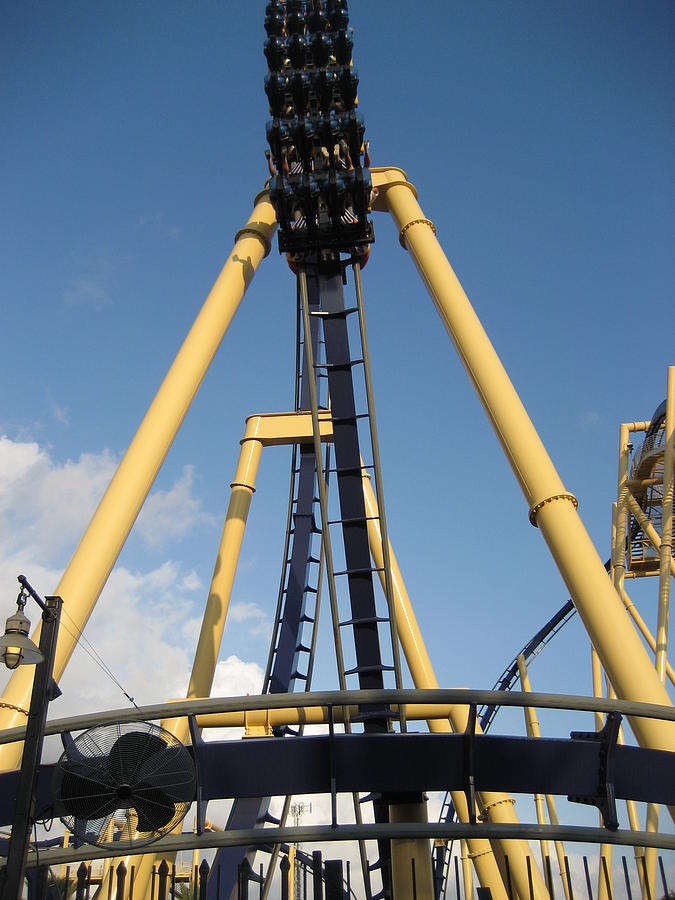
172 882 197 900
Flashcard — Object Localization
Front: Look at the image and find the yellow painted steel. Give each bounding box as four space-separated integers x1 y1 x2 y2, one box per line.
625 492 675 580
373 167 674 758
610 503 647 899
646 366 674 900
288 844 296 899
362 472 547 900
591 649 613 900
135 411 334 898
389 799 435 900
240 410 333 446
516 656 571 900
461 840 474 900
193 702 538 730
0 189 278 772
656 367 674 687
617 582 675 687
121 431 265 896
132 409 374 896
186 438 263 713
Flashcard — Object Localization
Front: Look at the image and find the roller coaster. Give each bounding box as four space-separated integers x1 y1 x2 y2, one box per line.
1 3 674 900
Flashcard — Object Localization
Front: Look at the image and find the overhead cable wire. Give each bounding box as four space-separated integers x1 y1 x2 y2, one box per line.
59 608 139 709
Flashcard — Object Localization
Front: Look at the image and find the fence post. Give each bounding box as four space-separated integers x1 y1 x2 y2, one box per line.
526 856 535 900
564 856 575 900
583 857 593 900
280 857 290 900
312 851 323 900
157 860 169 900
324 860 343 900
658 857 669 899
504 856 513 900
199 859 210 900
237 859 250 900
76 862 88 900
26 866 48 899
622 857 633 900
545 856 555 900
116 862 127 900
129 865 136 900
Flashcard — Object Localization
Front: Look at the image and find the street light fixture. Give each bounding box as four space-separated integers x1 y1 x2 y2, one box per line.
0 583 44 670
0 575 62 900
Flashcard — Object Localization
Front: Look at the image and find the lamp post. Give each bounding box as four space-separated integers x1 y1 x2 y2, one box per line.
0 576 62 900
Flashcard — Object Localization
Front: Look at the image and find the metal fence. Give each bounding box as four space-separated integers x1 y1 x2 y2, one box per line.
32 849 672 900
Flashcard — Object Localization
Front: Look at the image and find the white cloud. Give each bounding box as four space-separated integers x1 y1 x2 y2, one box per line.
135 212 181 242
576 410 601 429
182 570 202 592
46 390 70 427
211 655 264 698
0 437 260 740
0 436 117 562
63 276 111 309
0 436 44 492
63 255 114 310
228 601 271 637
135 465 214 549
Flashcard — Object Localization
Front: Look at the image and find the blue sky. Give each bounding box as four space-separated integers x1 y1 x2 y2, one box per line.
1 0 674 887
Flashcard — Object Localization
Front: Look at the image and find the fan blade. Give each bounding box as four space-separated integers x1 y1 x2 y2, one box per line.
58 769 118 821
107 731 168 785
132 782 176 833
138 746 196 803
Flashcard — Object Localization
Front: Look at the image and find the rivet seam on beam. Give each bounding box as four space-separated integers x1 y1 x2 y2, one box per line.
399 218 436 249
468 847 495 860
529 493 579 527
479 797 516 820
234 226 272 258
0 701 29 717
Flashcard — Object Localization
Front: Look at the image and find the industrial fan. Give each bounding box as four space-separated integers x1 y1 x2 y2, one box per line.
52 722 196 849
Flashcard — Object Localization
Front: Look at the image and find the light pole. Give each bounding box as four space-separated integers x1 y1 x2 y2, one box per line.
0 576 62 900
290 802 312 900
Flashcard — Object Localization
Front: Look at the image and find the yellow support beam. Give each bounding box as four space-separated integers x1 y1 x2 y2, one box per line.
137 411 333 898
646 365 674 900
624 493 675 581
373 167 674 760
0 189 277 773
362 471 546 900
516 655 571 900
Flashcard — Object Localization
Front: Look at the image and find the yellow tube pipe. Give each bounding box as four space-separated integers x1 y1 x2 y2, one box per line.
591 650 613 900
389 799 435 900
646 367 674 900
618 585 675 687
0 191 277 771
374 169 674 756
362 472 546 900
461 840 474 900
169 437 262 741
135 438 262 896
655 366 674 686
609 505 646 895
516 656 570 900
625 493 675 581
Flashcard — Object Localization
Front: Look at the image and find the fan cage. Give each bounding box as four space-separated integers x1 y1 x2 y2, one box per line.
53 721 196 850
